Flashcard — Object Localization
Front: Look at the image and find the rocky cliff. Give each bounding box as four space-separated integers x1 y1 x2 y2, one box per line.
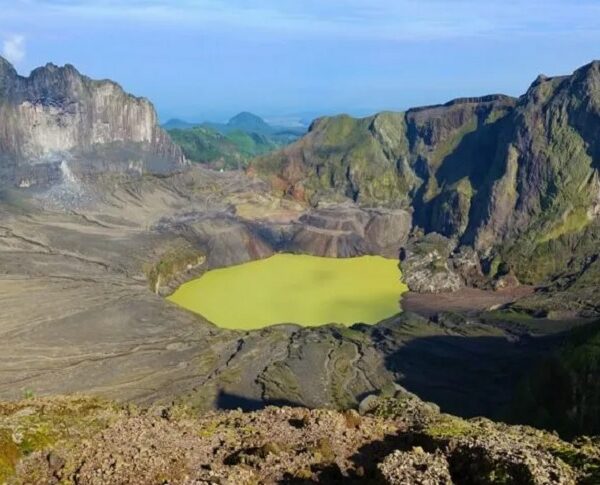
0 56 186 187
251 62 600 292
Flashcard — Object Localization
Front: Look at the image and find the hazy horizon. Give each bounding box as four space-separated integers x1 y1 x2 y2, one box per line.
2 1 600 122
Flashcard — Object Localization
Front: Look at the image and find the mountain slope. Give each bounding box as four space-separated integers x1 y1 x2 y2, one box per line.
167 112 305 169
251 96 515 209
0 57 185 188
162 118 198 130
513 320 600 439
251 62 600 288
204 111 306 137
471 63 600 283
168 126 278 169
225 111 273 134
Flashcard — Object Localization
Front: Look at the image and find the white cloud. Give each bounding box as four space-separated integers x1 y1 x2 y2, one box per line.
2 34 26 63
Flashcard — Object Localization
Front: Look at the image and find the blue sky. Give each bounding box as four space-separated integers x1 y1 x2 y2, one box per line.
1 0 600 122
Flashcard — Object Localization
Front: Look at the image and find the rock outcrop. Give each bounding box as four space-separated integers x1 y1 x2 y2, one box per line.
0 56 186 187
0 56 598 477
286 205 411 258
2 392 598 484
399 233 465 293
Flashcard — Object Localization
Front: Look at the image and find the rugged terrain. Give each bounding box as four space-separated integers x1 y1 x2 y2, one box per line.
1 55 600 483
2 391 599 484
0 58 185 187
252 62 600 311
2 166 546 418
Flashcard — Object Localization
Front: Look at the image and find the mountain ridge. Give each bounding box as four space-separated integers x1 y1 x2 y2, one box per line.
163 111 306 135
250 61 600 293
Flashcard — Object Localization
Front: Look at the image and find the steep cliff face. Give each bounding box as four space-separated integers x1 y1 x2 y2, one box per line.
251 63 600 287
0 57 185 187
468 62 600 283
249 112 414 207
251 95 515 220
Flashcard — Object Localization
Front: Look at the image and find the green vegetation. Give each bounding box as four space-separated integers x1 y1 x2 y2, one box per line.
166 112 304 170
429 118 477 169
144 247 205 294
248 71 600 288
538 206 590 244
253 112 411 206
168 254 407 329
512 321 600 438
425 414 477 439
168 126 281 169
0 397 118 482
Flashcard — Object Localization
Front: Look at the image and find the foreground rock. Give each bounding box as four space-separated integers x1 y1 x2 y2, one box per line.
379 448 452 485
1 392 598 484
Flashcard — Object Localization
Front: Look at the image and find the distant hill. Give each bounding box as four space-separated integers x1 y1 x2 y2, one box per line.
225 111 273 134
162 118 199 130
163 112 306 136
165 112 305 169
167 126 280 170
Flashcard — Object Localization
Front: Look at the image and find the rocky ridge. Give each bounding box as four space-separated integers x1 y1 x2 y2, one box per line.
251 63 600 304
1 391 598 484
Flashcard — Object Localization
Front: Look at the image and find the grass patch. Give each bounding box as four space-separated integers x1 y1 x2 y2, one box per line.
430 119 477 170
425 415 476 439
0 397 119 482
538 206 590 243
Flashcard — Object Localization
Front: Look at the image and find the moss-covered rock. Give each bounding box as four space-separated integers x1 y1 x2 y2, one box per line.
1 393 598 484
144 245 205 294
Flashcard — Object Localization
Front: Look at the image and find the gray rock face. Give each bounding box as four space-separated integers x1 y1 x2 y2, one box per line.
400 233 464 293
0 57 185 187
288 206 411 258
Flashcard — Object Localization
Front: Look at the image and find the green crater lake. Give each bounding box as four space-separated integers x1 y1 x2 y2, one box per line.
168 254 407 330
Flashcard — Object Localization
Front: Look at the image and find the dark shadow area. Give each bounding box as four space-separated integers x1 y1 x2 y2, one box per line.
348 432 411 483
411 110 513 236
510 319 600 439
383 331 568 421
216 390 303 411
218 315 597 441
435 118 505 189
